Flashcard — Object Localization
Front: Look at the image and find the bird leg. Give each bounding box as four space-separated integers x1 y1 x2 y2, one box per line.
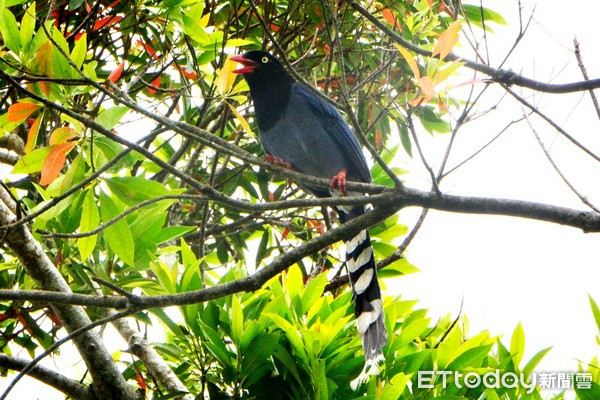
330 168 348 196
264 154 294 170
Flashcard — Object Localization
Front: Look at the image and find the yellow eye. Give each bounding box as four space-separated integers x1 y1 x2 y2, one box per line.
261 56 269 63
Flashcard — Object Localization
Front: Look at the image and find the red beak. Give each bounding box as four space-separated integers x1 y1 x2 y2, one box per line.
231 55 258 75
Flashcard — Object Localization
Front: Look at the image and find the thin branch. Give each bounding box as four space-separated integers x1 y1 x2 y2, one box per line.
504 85 600 163
349 1 600 94
526 114 600 213
0 354 91 400
0 310 135 400
573 38 600 121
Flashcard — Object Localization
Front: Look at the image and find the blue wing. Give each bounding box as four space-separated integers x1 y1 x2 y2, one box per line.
291 84 371 184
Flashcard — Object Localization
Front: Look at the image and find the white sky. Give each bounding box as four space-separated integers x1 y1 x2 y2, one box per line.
2 0 600 399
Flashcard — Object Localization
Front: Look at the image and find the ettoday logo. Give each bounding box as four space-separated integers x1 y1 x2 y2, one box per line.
418 370 534 394
417 370 593 393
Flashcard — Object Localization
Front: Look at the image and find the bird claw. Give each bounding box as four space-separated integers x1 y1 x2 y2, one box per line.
330 169 347 196
265 154 294 170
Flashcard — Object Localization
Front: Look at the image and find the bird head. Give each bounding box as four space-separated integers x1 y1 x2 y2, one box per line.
231 51 292 88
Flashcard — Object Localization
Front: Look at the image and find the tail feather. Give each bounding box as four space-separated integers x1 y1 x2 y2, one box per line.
340 207 387 389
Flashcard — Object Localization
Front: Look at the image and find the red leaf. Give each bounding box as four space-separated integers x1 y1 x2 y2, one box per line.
46 310 63 326
93 15 122 31
268 192 275 202
135 372 147 390
40 142 76 186
108 60 125 83
282 227 290 240
136 40 159 61
173 62 198 80
7 102 40 123
147 76 161 94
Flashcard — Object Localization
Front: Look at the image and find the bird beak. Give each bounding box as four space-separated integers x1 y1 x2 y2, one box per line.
231 55 258 75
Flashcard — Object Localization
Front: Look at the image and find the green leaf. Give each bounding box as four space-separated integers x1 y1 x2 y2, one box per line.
51 27 72 78
379 257 420 278
462 5 507 27
12 147 52 174
59 153 85 195
446 344 494 371
230 295 243 346
240 334 278 383
523 346 552 379
77 189 99 260
19 2 36 53
0 5 21 54
262 313 307 364
105 176 171 206
70 32 87 69
100 191 135 265
154 226 195 245
379 372 409 400
589 295 600 334
150 261 176 294
96 106 129 130
398 317 430 344
510 322 525 368
301 272 327 314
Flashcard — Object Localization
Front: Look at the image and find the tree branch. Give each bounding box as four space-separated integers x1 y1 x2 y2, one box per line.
349 1 600 94
0 354 91 400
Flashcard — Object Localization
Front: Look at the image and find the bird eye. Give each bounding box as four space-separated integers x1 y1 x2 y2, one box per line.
261 56 269 63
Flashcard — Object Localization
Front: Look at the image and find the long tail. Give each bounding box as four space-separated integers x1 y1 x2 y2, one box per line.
339 207 387 389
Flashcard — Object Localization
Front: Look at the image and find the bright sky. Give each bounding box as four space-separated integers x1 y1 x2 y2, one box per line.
394 1 600 398
2 1 600 399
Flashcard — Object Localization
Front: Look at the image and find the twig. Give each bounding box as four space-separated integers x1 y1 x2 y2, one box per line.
526 114 600 213
573 38 600 121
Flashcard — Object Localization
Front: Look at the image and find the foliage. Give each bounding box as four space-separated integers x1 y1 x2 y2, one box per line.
0 0 598 399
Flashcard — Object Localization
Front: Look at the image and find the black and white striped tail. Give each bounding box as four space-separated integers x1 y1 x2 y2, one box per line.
339 208 387 390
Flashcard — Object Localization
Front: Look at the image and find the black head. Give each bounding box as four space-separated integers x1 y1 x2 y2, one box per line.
231 50 295 130
231 51 294 90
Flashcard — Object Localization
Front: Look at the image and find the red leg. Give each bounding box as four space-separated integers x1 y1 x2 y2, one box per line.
265 154 294 170
330 168 347 196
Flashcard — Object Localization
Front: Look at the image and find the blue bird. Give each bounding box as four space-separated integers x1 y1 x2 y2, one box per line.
232 51 387 387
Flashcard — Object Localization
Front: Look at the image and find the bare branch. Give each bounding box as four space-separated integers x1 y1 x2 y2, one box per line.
0 354 91 400
573 38 600 121
349 1 600 94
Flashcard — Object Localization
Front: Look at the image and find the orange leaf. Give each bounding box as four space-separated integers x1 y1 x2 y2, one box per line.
137 40 159 61
147 76 161 94
418 76 435 102
33 41 53 76
173 62 198 80
8 102 40 123
382 8 401 31
40 142 76 186
15 312 34 336
135 372 147 390
93 15 122 31
25 114 42 154
108 60 125 83
375 129 382 150
432 20 461 60
49 126 77 145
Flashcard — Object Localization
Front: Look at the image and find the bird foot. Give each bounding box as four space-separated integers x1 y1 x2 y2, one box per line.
265 154 294 170
330 169 348 196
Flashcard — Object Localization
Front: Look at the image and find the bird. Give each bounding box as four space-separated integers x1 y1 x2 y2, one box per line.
231 50 387 388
